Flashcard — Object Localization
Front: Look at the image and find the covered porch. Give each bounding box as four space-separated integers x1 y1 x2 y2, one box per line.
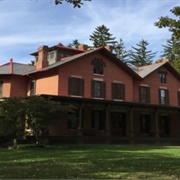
39 95 180 145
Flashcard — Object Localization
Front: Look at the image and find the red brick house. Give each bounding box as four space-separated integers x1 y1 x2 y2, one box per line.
0 43 180 144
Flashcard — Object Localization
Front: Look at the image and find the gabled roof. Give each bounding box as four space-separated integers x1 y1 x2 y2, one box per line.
127 60 180 79
25 47 141 80
138 62 166 78
0 61 35 75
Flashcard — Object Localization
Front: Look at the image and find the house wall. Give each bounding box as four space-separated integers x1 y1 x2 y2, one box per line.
0 75 11 97
58 53 134 101
33 69 59 95
0 75 27 98
133 66 180 107
10 76 28 97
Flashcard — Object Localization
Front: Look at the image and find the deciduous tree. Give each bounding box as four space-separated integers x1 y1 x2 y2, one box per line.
55 0 91 8
155 6 180 72
0 97 24 137
0 96 75 144
155 6 180 40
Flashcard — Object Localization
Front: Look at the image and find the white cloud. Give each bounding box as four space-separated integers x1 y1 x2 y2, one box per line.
0 0 179 64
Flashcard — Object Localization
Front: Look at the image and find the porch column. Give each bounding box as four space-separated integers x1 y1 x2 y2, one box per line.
105 105 110 137
155 109 159 138
77 103 83 136
129 106 134 137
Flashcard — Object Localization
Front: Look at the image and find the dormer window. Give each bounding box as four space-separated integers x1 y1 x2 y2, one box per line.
91 58 105 75
159 72 167 84
48 51 55 60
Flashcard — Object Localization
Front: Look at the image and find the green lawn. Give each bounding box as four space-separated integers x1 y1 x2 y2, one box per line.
0 145 180 179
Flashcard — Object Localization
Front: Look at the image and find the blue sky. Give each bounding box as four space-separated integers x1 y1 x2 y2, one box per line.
0 0 179 64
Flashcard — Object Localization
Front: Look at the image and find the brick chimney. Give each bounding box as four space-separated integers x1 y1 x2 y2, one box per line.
35 45 49 69
104 45 113 52
9 58 13 74
78 44 88 51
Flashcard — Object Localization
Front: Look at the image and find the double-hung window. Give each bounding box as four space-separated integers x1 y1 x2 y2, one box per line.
92 80 106 98
159 89 169 105
159 72 167 84
112 82 125 101
139 86 150 104
68 77 84 97
92 58 105 75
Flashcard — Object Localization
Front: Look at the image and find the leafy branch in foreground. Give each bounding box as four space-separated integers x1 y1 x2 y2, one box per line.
55 0 91 8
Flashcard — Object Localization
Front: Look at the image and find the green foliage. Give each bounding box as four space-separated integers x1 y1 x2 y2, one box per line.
114 38 130 62
0 146 180 179
171 57 180 72
89 25 117 48
68 39 81 48
161 37 178 63
0 97 24 137
0 96 75 143
129 39 156 66
55 0 91 8
155 6 180 72
155 6 180 40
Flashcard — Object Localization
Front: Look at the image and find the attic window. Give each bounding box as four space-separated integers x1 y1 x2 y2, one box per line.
91 58 105 75
159 71 167 84
48 51 55 60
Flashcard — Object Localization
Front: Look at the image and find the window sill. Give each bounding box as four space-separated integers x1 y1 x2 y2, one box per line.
93 97 104 100
70 95 82 98
93 73 104 77
113 99 124 102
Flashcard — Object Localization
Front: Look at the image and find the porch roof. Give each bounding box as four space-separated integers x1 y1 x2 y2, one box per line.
40 94 180 112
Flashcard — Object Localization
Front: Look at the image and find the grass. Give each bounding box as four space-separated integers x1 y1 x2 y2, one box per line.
0 145 180 179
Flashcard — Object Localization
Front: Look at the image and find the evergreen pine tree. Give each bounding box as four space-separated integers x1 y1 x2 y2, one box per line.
89 25 117 48
161 36 179 63
114 38 130 62
68 39 81 48
130 39 157 66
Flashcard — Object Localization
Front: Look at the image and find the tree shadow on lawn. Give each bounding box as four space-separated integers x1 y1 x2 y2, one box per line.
0 145 180 179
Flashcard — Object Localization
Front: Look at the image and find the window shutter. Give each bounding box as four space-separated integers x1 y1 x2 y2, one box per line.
139 86 142 102
166 90 169 105
80 79 84 97
147 87 150 104
68 77 72 95
91 80 94 97
158 89 161 104
178 91 180 106
112 83 115 99
122 84 125 101
102 82 106 98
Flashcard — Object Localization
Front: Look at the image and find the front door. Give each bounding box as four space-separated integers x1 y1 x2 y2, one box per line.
111 112 126 136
